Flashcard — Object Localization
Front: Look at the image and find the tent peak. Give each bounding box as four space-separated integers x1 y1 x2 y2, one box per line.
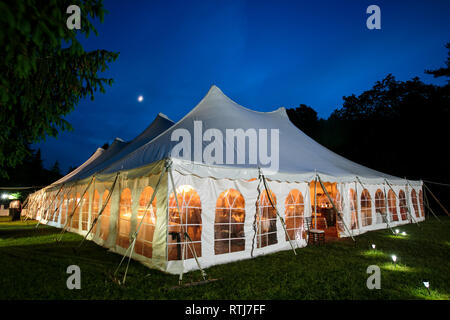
157 112 172 121
114 137 125 143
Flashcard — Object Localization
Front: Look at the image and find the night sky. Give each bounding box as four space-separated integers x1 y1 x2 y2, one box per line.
34 0 450 173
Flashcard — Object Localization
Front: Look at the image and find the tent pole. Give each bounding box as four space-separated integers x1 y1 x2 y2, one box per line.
251 169 263 258
314 174 317 229
260 172 297 255
423 183 450 217
317 175 355 242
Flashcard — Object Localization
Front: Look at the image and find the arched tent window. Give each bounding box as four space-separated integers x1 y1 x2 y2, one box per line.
168 185 202 260
419 190 425 217
388 190 398 221
256 190 278 248
134 187 157 258
411 189 420 218
99 190 111 241
334 190 345 234
47 192 56 221
360 189 372 227
375 189 386 224
214 189 245 255
81 193 90 231
70 193 80 230
349 189 359 229
285 189 305 241
399 190 408 221
117 188 132 248
61 194 68 226
90 190 100 234
53 195 60 222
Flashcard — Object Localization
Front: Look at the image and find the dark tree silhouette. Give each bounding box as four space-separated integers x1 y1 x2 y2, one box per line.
425 43 450 80
0 0 119 177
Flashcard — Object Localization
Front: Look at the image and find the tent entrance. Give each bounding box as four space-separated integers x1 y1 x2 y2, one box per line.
310 181 339 239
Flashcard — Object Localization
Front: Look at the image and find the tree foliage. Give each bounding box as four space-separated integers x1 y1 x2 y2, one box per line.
0 0 119 177
425 43 450 80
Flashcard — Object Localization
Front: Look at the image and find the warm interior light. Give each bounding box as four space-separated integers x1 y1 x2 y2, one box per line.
177 185 194 194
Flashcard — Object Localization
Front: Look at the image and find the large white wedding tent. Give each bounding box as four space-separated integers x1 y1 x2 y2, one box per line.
25 86 425 275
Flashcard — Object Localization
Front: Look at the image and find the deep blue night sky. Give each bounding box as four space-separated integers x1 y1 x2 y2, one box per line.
34 0 450 173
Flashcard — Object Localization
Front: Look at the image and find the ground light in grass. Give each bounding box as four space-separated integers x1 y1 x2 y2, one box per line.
381 263 414 273
423 281 430 295
391 254 397 268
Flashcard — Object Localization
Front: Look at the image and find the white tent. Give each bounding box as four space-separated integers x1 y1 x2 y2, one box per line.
26 86 425 275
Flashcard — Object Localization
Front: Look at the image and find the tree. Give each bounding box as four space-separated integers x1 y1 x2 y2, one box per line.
0 0 119 177
425 43 450 80
101 142 110 150
50 161 61 176
286 104 320 138
67 166 78 175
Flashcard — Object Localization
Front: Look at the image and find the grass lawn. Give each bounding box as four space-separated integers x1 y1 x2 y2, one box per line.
0 216 449 300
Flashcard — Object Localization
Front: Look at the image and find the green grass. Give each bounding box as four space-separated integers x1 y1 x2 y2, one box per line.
0 217 449 299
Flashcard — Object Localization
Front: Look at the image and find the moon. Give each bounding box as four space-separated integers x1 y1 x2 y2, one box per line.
138 95 144 102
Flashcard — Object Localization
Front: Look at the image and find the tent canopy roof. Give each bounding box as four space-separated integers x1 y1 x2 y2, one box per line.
100 86 413 185
52 113 174 185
